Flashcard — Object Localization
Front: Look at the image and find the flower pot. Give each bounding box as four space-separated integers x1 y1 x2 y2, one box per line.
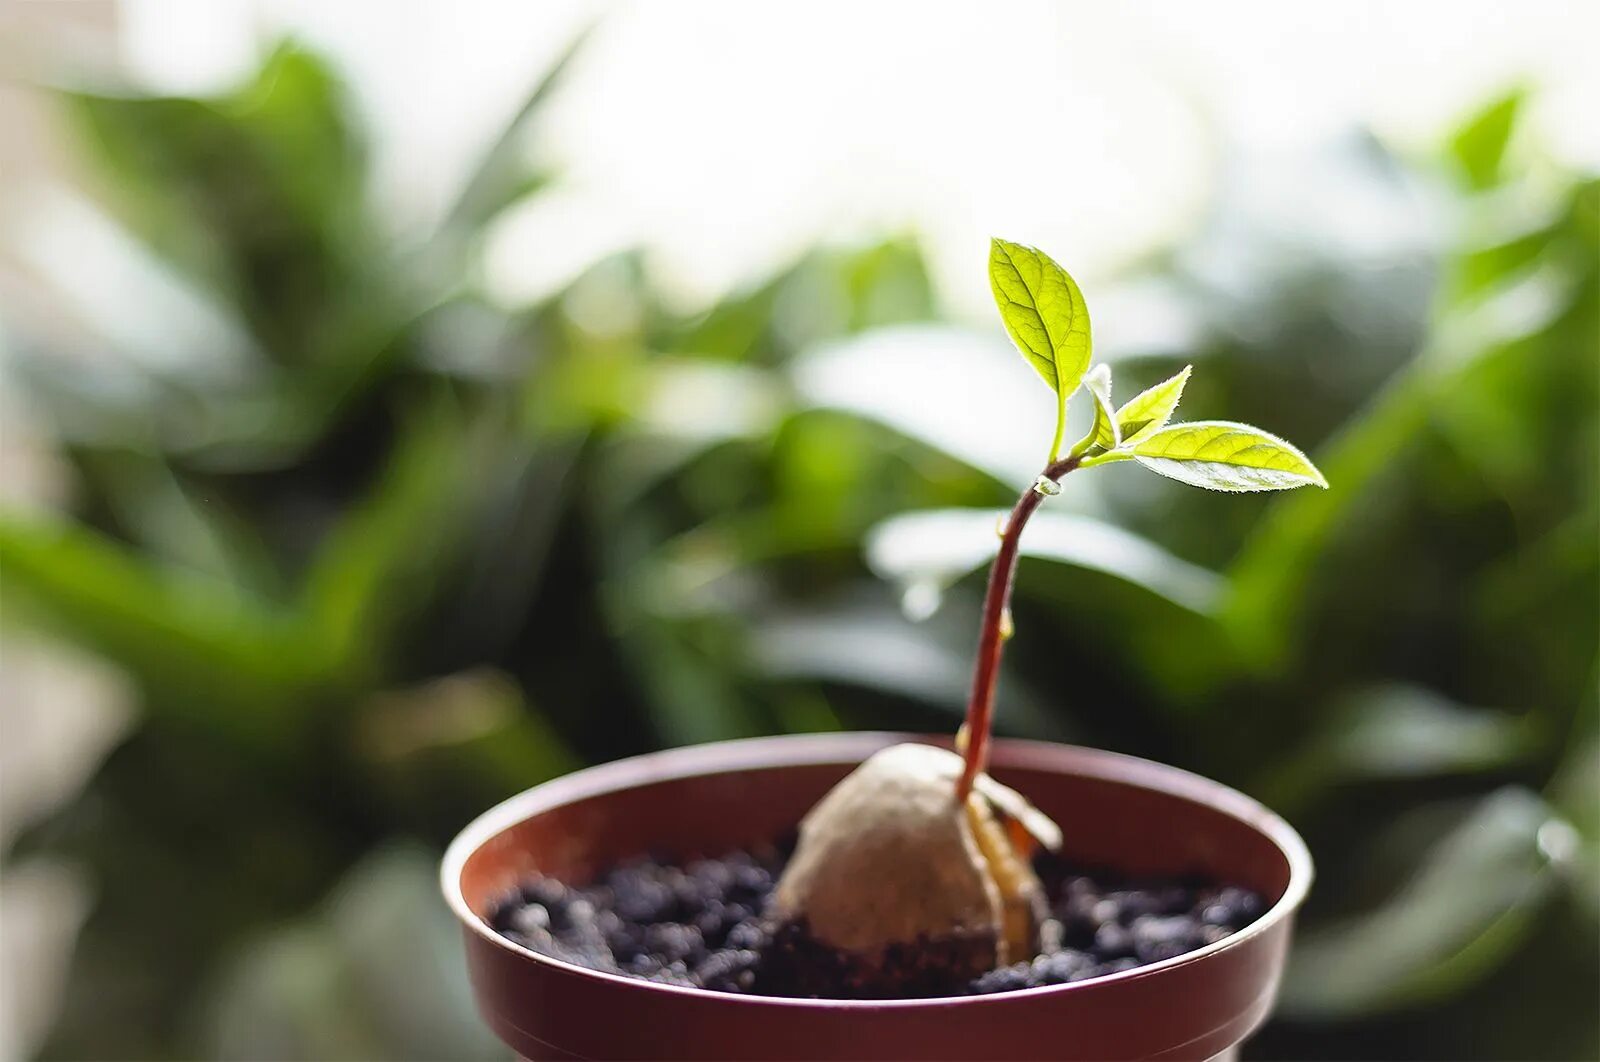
442 732 1312 1061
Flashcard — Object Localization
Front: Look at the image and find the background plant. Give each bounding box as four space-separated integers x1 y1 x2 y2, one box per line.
0 38 1594 1062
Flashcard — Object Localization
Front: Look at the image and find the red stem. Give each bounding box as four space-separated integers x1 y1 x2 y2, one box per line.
955 454 1082 800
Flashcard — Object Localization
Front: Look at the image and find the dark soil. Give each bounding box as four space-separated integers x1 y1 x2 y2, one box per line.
489 844 1266 999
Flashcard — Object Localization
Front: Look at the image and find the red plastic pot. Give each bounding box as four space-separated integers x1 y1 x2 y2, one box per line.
442 732 1312 1061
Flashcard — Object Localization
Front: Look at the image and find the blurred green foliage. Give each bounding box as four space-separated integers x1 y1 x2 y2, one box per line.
1 40 1594 1061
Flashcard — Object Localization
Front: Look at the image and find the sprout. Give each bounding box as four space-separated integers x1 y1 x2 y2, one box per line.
767 240 1326 990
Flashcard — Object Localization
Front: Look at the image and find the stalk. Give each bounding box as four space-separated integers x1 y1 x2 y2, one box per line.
955 454 1082 799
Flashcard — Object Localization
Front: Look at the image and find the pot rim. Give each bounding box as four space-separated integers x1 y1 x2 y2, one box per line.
441 731 1313 1010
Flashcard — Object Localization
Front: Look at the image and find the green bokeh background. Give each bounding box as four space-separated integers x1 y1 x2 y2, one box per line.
1 33 1595 1061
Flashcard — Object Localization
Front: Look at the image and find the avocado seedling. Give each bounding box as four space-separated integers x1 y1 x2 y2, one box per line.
483 238 1326 1001
765 238 1327 994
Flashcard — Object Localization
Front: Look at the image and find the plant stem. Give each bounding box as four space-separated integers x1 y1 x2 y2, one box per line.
955 454 1082 800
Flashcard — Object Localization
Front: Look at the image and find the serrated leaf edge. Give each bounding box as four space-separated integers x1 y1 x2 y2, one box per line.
1115 364 1192 446
1132 419 1328 490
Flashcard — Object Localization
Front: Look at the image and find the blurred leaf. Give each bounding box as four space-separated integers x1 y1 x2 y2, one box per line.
1222 380 1429 670
355 669 576 819
200 845 502 1060
300 398 482 679
754 605 974 708
66 44 375 364
206 925 382 1060
53 41 428 475
1283 788 1566 1017
794 325 1059 487
1114 364 1191 445
1325 684 1539 778
669 237 938 363
17 717 363 1059
440 24 594 235
771 689 845 736
424 440 585 663
831 235 939 334
1470 507 1600 714
866 508 1223 615
0 515 323 733
1448 88 1525 191
750 596 1070 740
989 238 1093 459
1227 197 1594 670
1547 729 1600 923
668 269 788 362
1264 684 1542 810
69 444 282 593
635 358 784 447
625 619 760 747
1432 278 1597 505
1455 221 1557 298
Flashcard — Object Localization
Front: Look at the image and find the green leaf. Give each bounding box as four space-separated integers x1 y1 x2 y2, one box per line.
1449 88 1525 192
200 845 505 1060
0 515 327 735
865 508 1224 615
1224 189 1593 669
66 43 370 360
1071 363 1119 455
988 238 1092 460
1283 788 1564 1017
301 398 479 678
1114 364 1191 445
1128 421 1327 492
1547 732 1600 922
441 23 594 234
795 324 1056 488
1326 685 1539 779
1261 684 1543 813
750 600 1068 739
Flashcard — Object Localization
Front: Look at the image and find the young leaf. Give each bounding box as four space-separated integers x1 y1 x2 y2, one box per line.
988 238 1092 460
1070 363 1119 457
1131 421 1328 492
1115 364 1191 445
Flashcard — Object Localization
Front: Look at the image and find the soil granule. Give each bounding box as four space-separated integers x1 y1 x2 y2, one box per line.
489 844 1266 999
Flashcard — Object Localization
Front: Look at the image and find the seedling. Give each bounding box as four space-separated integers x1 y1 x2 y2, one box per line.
770 239 1327 992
